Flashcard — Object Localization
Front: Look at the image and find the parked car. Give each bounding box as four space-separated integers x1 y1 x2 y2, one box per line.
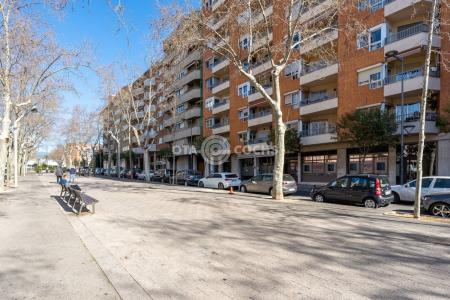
185 174 203 186
152 169 174 183
125 168 141 179
198 173 241 189
240 174 297 195
422 192 450 218
120 169 128 178
136 170 154 180
392 176 450 203
310 174 394 208
173 169 202 185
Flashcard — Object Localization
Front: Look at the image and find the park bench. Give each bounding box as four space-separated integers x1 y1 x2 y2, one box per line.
59 183 99 214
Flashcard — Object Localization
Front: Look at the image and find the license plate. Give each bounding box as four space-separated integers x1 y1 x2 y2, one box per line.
289 188 296 191
385 190 391 195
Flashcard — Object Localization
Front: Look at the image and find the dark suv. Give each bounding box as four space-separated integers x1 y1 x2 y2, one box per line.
310 174 394 208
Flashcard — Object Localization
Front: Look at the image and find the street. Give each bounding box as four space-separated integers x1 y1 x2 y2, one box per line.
1 174 449 299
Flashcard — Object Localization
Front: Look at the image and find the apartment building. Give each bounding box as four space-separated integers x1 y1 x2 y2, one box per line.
155 38 204 172
202 0 450 183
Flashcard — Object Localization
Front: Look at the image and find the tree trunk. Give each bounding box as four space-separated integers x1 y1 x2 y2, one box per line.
271 72 286 200
414 0 438 219
144 150 151 181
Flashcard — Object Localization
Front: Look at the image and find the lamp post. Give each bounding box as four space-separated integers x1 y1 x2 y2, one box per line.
385 50 405 185
12 106 38 187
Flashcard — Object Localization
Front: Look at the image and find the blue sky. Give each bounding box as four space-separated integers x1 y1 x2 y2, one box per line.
49 1 160 113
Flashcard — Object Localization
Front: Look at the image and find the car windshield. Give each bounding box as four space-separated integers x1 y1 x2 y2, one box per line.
225 174 238 179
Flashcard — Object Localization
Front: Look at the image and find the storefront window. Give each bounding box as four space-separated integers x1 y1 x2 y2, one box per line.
302 154 337 182
348 153 388 175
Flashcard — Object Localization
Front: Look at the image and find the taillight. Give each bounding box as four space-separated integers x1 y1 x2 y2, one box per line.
375 178 382 196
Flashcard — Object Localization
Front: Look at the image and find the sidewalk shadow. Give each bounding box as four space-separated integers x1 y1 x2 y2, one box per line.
51 195 89 214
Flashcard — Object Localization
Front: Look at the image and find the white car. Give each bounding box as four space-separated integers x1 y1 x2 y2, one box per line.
198 173 241 189
136 170 154 181
391 176 450 203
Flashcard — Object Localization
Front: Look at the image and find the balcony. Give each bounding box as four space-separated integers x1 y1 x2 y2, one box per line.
395 112 439 135
245 138 273 152
212 121 230 135
179 49 201 68
147 144 157 152
385 0 433 21
178 107 201 120
212 59 229 74
301 29 338 54
212 100 230 115
300 124 337 145
248 85 272 102
175 69 201 89
132 87 144 96
252 31 273 50
384 67 440 97
163 117 175 128
145 105 156 113
179 87 201 103
385 23 440 54
300 0 334 24
300 62 338 86
300 91 338 116
252 60 271 75
212 79 230 94
248 110 273 127
144 77 155 87
162 126 201 143
211 16 226 31
212 37 230 51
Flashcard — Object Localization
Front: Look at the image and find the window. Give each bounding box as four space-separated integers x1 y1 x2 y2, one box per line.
434 179 450 189
238 82 250 97
376 162 386 171
240 36 250 49
369 28 382 51
285 61 300 79
252 175 263 181
205 98 215 110
358 65 383 86
350 177 369 188
205 57 217 69
175 122 185 130
176 105 185 114
238 108 249 120
238 132 248 143
349 163 358 172
206 77 217 89
369 72 383 89
263 175 273 181
303 164 312 173
285 91 300 106
409 178 433 188
396 103 420 122
357 33 368 49
206 118 214 128
327 163 336 172
331 177 349 188
293 32 300 49
242 61 250 72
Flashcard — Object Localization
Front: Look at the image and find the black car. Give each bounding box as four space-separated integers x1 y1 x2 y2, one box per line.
310 174 394 208
185 174 203 186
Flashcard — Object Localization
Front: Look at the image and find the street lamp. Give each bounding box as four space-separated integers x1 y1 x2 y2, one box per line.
12 105 38 187
385 50 405 185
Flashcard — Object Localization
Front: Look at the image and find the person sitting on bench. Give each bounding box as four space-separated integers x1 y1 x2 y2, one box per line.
60 174 69 186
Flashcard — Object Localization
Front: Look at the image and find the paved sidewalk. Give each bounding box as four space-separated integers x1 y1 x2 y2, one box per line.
40 175 450 299
0 175 119 300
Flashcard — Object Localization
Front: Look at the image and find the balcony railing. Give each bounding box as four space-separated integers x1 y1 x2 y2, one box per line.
249 83 272 95
300 124 336 137
396 111 437 123
248 110 272 120
213 120 230 128
357 0 393 12
301 60 337 75
384 67 440 85
213 99 229 108
385 23 429 45
301 91 337 106
246 137 270 145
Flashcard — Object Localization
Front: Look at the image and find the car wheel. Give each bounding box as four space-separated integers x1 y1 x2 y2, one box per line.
268 187 273 196
364 198 377 209
199 181 204 188
430 202 450 218
393 192 400 203
240 185 247 193
218 183 224 190
313 193 325 202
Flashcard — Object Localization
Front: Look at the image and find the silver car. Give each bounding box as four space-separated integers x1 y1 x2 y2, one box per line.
422 193 450 218
240 174 298 195
392 176 450 203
